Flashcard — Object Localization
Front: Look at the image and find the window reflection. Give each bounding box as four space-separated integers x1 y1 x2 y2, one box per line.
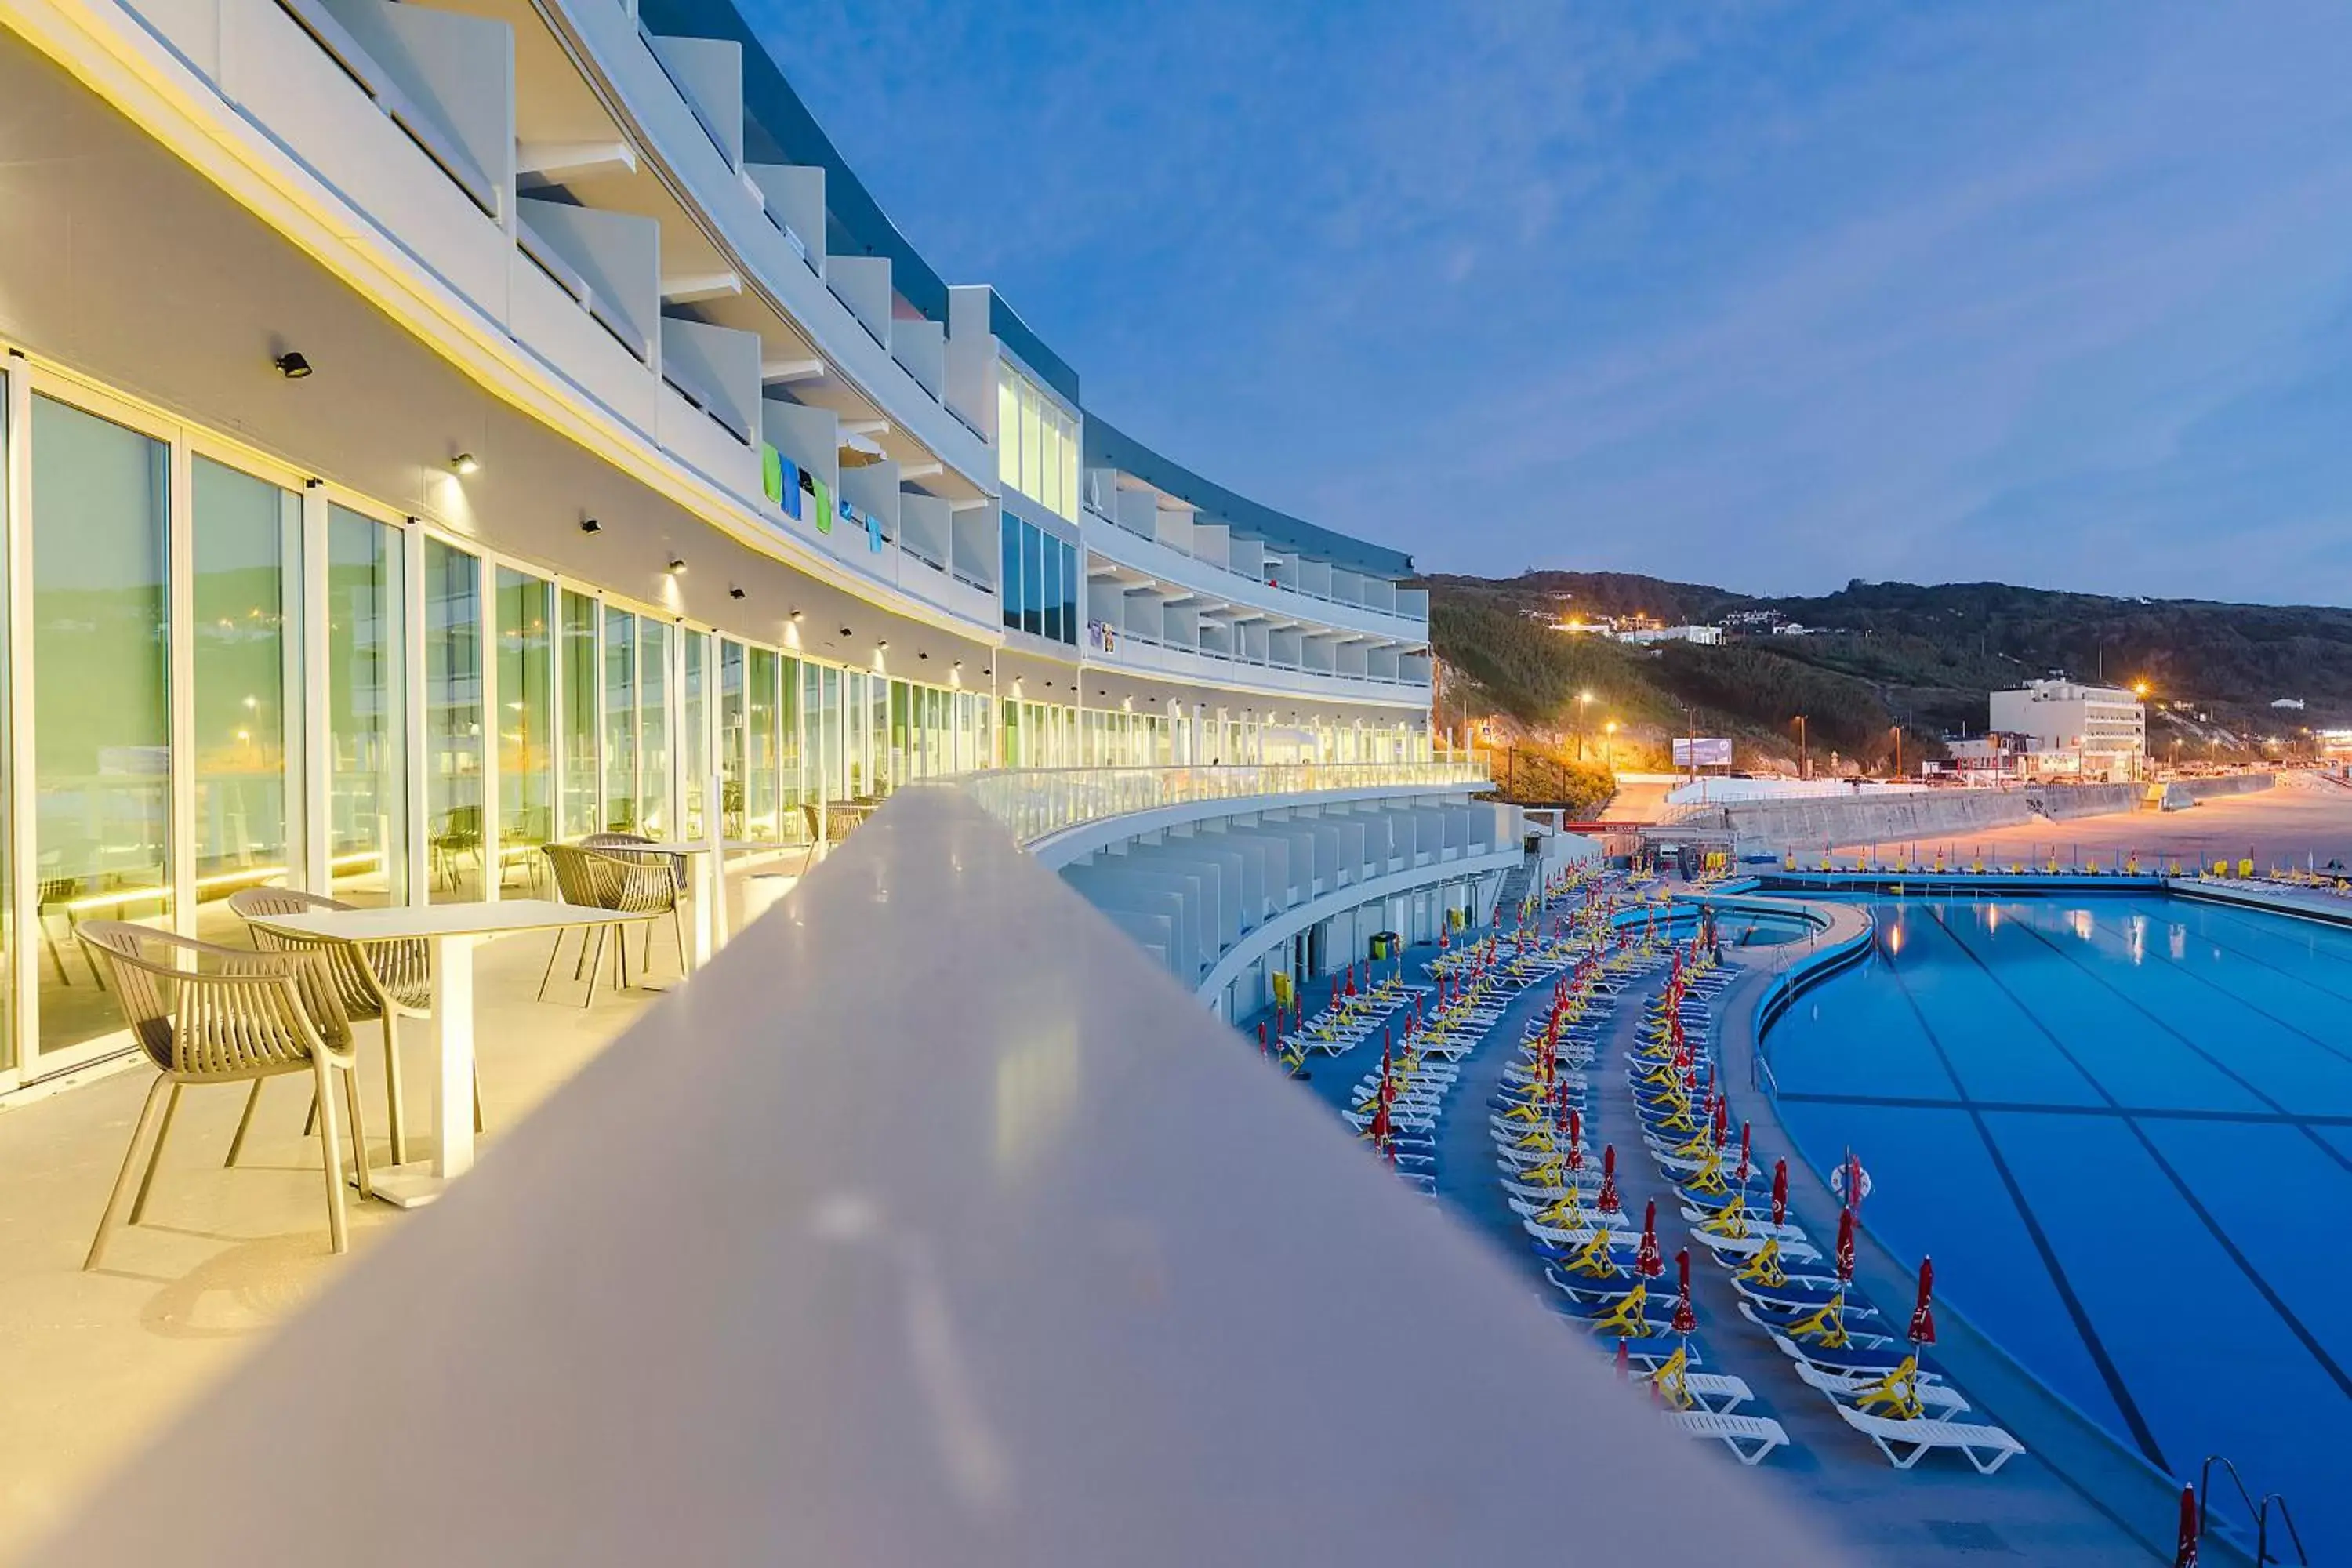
327 506 407 908
31 396 172 1057
191 457 300 949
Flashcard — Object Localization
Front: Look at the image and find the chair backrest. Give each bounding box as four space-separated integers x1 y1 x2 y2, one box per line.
544 844 676 913
76 920 346 1076
583 833 687 893
224 885 389 1018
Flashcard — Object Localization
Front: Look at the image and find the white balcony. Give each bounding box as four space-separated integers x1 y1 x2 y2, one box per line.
1083 508 1427 643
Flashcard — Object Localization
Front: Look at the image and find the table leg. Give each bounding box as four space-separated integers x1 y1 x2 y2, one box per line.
365 931 475 1208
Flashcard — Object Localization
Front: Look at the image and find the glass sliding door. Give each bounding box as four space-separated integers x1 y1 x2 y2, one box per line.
560 589 597 837
29 395 172 1058
639 619 671 837
191 457 301 948
778 655 804 840
681 630 709 840
719 638 746 839
496 567 554 891
424 539 484 902
602 605 637 831
0 382 11 1074
844 670 866 798
744 645 778 838
326 506 408 907
870 674 890 794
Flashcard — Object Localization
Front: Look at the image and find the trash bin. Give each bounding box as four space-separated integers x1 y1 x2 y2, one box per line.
1369 931 1399 960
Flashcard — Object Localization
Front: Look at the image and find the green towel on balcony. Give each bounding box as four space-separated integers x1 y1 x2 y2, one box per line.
813 474 833 534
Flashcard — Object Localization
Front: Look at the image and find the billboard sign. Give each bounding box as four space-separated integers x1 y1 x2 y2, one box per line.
1673 737 1733 768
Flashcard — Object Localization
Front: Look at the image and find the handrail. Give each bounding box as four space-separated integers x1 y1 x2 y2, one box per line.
2198 1455 2309 1565
952 761 1490 848
19 785 1853 1565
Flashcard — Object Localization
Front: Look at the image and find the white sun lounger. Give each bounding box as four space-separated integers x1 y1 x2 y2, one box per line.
1671 1411 1789 1465
1835 1406 2022 1473
1792 1358 1970 1415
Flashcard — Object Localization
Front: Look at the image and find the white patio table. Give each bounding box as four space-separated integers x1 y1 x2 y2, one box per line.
245 898 641 1207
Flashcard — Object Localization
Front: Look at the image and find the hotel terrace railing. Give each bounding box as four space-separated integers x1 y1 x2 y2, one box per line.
24 784 1841 1566
956 760 1491 848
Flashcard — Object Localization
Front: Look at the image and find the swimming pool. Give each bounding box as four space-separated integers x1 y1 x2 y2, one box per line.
1762 892 2352 1559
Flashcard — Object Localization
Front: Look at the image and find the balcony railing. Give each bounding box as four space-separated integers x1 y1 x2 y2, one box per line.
956 760 1489 848
21 782 1838 1565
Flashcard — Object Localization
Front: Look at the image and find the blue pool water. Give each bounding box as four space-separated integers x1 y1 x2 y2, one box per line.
1764 893 2352 1558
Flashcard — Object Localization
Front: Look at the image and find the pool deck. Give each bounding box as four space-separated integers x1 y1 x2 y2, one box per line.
1269 895 2186 1564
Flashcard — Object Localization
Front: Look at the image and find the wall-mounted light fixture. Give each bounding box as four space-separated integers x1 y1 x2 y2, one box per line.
274 351 313 379
451 452 480 476
665 557 688 575
789 608 804 622
876 640 889 652
729 586 746 600
579 517 602 535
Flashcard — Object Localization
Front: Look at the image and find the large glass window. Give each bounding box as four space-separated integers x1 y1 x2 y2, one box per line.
779 654 804 837
425 540 483 902
560 589 597 837
1041 539 1062 645
0 386 11 1072
719 638 746 839
1022 526 1044 637
603 606 637 830
326 506 408 907
1061 540 1080 641
681 630 709 840
640 619 671 837
31 396 172 1058
497 568 554 888
844 670 866 797
869 671 889 795
996 363 1080 521
1000 515 1020 632
816 665 842 803
745 645 778 837
191 457 300 949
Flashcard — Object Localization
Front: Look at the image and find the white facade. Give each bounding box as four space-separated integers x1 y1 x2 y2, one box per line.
0 0 1439 1092
1987 681 2146 781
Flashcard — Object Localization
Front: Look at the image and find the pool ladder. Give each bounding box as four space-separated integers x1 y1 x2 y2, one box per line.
2194 1454 2307 1565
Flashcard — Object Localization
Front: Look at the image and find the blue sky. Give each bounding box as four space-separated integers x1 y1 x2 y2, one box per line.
756 2 2352 603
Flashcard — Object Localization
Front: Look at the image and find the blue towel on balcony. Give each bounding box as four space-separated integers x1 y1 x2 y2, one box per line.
866 505 885 553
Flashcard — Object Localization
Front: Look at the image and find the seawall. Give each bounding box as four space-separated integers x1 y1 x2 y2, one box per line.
1661 773 2276 856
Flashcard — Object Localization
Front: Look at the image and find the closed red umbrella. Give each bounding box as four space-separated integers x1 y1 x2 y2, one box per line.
2173 1483 2198 1568
1671 1247 1697 1337
1597 1145 1620 1214
1636 1199 1664 1279
1615 1337 1630 1381
1770 1159 1788 1228
1835 1207 1856 1284
1909 1257 1937 1345
1566 1109 1584 1173
1256 1021 1267 1057
1736 1122 1753 1185
1712 1091 1730 1147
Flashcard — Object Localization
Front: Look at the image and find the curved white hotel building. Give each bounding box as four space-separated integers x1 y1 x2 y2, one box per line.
0 0 1519 1093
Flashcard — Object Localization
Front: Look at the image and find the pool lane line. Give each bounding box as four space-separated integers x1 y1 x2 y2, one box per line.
2096 907 2352 1075
1875 924 2169 1468
1903 902 2113 1108
1932 910 2352 1407
2012 913 2352 1185
2185 900 2352 989
1777 1090 2352 1127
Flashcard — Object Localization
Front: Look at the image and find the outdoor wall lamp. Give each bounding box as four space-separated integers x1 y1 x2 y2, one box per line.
274 351 314 379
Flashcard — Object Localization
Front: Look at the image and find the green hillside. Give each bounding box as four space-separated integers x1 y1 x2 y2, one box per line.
1424 572 2351 775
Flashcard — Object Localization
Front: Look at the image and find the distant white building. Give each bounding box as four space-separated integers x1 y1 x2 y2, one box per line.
1613 624 1722 647
2273 698 2307 711
1987 680 2146 782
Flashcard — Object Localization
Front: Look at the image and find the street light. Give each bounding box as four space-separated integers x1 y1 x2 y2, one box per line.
1603 719 1620 772
1577 690 1595 760
1794 714 1809 780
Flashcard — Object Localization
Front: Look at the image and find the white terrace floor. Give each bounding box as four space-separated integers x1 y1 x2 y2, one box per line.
0 866 797 1561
